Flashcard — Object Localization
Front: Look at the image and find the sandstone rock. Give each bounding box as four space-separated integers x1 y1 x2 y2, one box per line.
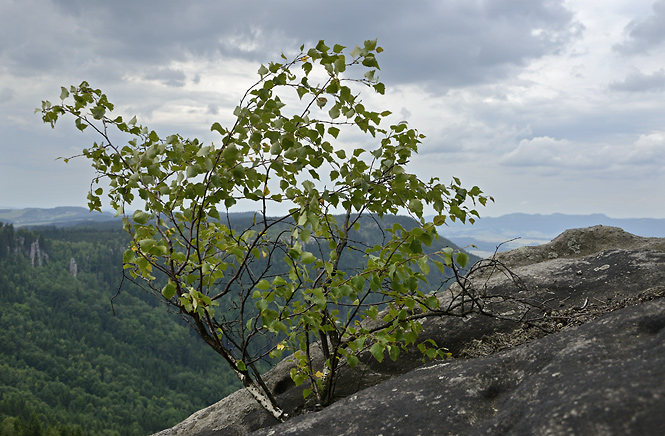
29 239 48 267
69 257 77 277
153 226 665 436
251 298 665 436
496 224 665 267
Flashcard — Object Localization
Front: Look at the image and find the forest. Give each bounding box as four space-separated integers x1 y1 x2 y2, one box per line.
0 220 241 435
0 215 476 435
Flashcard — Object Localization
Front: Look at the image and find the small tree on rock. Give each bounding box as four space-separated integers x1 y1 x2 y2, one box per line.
39 40 491 421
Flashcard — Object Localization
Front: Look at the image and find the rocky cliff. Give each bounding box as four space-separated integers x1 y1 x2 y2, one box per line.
154 225 665 436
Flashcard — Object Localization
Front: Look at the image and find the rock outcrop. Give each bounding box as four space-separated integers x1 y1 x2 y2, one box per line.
251 298 665 436
69 257 78 277
154 226 665 436
29 239 48 267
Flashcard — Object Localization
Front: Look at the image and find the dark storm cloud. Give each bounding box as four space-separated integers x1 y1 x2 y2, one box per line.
3 0 582 89
614 0 665 54
610 69 665 92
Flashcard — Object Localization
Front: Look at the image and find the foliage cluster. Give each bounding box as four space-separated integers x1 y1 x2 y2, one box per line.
39 40 491 419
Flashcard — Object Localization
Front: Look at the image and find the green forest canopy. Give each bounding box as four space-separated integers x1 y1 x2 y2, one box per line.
0 221 241 436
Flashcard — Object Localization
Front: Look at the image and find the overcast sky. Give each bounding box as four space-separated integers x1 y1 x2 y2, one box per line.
2 0 665 219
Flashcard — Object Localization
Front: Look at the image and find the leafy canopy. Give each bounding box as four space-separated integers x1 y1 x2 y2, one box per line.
39 39 491 420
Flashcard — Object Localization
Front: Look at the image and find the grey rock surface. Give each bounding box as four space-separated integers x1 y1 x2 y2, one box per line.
251 298 665 436
153 225 665 436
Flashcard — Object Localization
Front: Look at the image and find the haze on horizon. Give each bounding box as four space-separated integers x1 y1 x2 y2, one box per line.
1 0 665 219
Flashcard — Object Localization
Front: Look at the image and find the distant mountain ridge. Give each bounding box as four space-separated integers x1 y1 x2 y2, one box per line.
0 207 267 228
0 206 117 227
3 208 663 256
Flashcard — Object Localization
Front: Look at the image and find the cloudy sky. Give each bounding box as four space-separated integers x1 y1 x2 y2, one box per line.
2 0 665 219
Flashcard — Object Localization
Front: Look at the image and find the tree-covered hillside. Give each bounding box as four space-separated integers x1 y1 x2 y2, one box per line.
0 222 240 436
0 215 477 435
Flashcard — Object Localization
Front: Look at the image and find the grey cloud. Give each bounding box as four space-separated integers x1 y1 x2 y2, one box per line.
207 104 219 115
243 0 584 89
614 0 665 54
499 136 576 168
609 69 665 92
144 68 187 87
5 0 582 90
0 87 15 103
0 0 130 82
49 0 279 63
499 133 665 174
624 132 665 166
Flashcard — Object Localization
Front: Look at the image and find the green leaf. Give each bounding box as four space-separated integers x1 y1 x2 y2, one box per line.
211 122 225 134
186 164 201 179
122 249 135 264
138 239 155 251
297 85 309 99
291 368 307 387
456 252 469 269
162 282 177 299
469 186 482 196
433 260 445 274
272 276 287 287
60 87 69 100
432 215 446 226
388 345 400 361
334 57 346 73
132 210 151 224
370 343 385 363
442 252 453 268
301 251 316 264
256 279 271 290
90 106 106 120
311 288 326 309
365 305 379 320
362 53 379 69
75 118 87 131
316 40 330 52
417 257 430 275
270 320 287 334
408 199 423 216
